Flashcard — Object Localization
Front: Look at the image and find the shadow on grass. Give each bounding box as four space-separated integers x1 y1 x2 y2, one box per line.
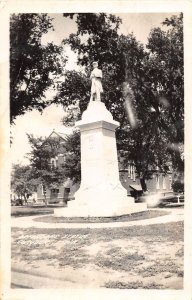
11 206 54 217
104 280 164 289
33 210 170 224
12 221 184 245
11 283 32 289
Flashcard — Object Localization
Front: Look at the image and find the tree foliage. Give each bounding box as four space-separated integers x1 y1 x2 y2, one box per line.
27 134 66 189
11 164 38 202
27 130 80 188
11 13 183 189
10 13 67 123
53 13 183 185
61 130 81 183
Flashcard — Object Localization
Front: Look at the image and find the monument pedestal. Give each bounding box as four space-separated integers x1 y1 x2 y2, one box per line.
55 101 147 217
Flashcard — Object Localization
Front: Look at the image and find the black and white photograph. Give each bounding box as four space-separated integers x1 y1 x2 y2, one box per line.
1 1 192 299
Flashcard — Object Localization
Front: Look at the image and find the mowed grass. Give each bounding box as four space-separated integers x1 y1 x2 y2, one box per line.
11 221 184 289
12 206 170 222
11 206 54 217
34 209 169 223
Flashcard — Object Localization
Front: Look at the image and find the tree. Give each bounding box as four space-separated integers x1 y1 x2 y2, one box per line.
53 13 183 188
29 134 61 204
10 13 67 123
27 130 80 204
172 178 184 193
60 130 81 183
146 14 184 172
27 134 65 205
11 164 38 204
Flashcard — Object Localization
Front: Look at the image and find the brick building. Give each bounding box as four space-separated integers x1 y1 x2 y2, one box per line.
119 162 173 199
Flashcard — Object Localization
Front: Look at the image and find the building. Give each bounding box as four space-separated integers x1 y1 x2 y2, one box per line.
119 161 173 199
36 130 79 204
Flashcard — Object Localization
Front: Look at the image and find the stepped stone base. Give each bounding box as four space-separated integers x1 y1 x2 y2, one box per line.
54 202 147 218
54 181 147 217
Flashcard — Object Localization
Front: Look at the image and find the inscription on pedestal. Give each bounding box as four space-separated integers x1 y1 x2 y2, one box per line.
83 134 95 150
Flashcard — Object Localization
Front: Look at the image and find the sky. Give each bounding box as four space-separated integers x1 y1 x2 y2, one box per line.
11 12 179 165
45 13 178 46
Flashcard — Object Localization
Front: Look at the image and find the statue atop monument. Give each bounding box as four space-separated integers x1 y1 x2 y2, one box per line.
90 62 103 102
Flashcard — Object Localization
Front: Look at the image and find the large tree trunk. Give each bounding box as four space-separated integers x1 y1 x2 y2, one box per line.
23 194 28 206
140 176 147 192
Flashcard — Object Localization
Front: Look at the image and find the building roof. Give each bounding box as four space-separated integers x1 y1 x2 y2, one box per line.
56 132 68 140
41 130 68 147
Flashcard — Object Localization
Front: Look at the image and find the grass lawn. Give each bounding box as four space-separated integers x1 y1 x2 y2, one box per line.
11 206 170 222
11 221 184 289
34 209 170 223
11 206 54 217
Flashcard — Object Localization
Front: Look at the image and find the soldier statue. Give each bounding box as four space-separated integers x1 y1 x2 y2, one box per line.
90 62 103 102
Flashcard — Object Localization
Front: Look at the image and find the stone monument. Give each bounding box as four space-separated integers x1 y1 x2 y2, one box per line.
90 61 103 102
55 63 147 217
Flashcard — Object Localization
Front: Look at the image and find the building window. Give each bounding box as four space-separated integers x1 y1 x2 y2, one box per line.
42 184 46 195
128 165 131 178
51 188 59 194
130 165 133 180
64 188 70 197
156 175 160 190
52 160 55 169
55 156 58 167
50 157 59 168
162 175 166 189
50 158 56 169
133 165 136 182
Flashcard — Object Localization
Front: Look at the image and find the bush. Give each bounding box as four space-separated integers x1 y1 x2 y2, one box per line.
172 180 184 193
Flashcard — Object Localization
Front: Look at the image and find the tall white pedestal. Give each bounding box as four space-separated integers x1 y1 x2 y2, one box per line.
55 101 147 217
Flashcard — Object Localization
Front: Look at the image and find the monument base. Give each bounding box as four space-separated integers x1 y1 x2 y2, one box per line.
54 199 147 218
54 204 147 218
54 180 147 217
54 100 147 218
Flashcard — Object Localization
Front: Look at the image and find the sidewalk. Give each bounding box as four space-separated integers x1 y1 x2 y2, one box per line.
11 269 78 289
11 207 184 229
